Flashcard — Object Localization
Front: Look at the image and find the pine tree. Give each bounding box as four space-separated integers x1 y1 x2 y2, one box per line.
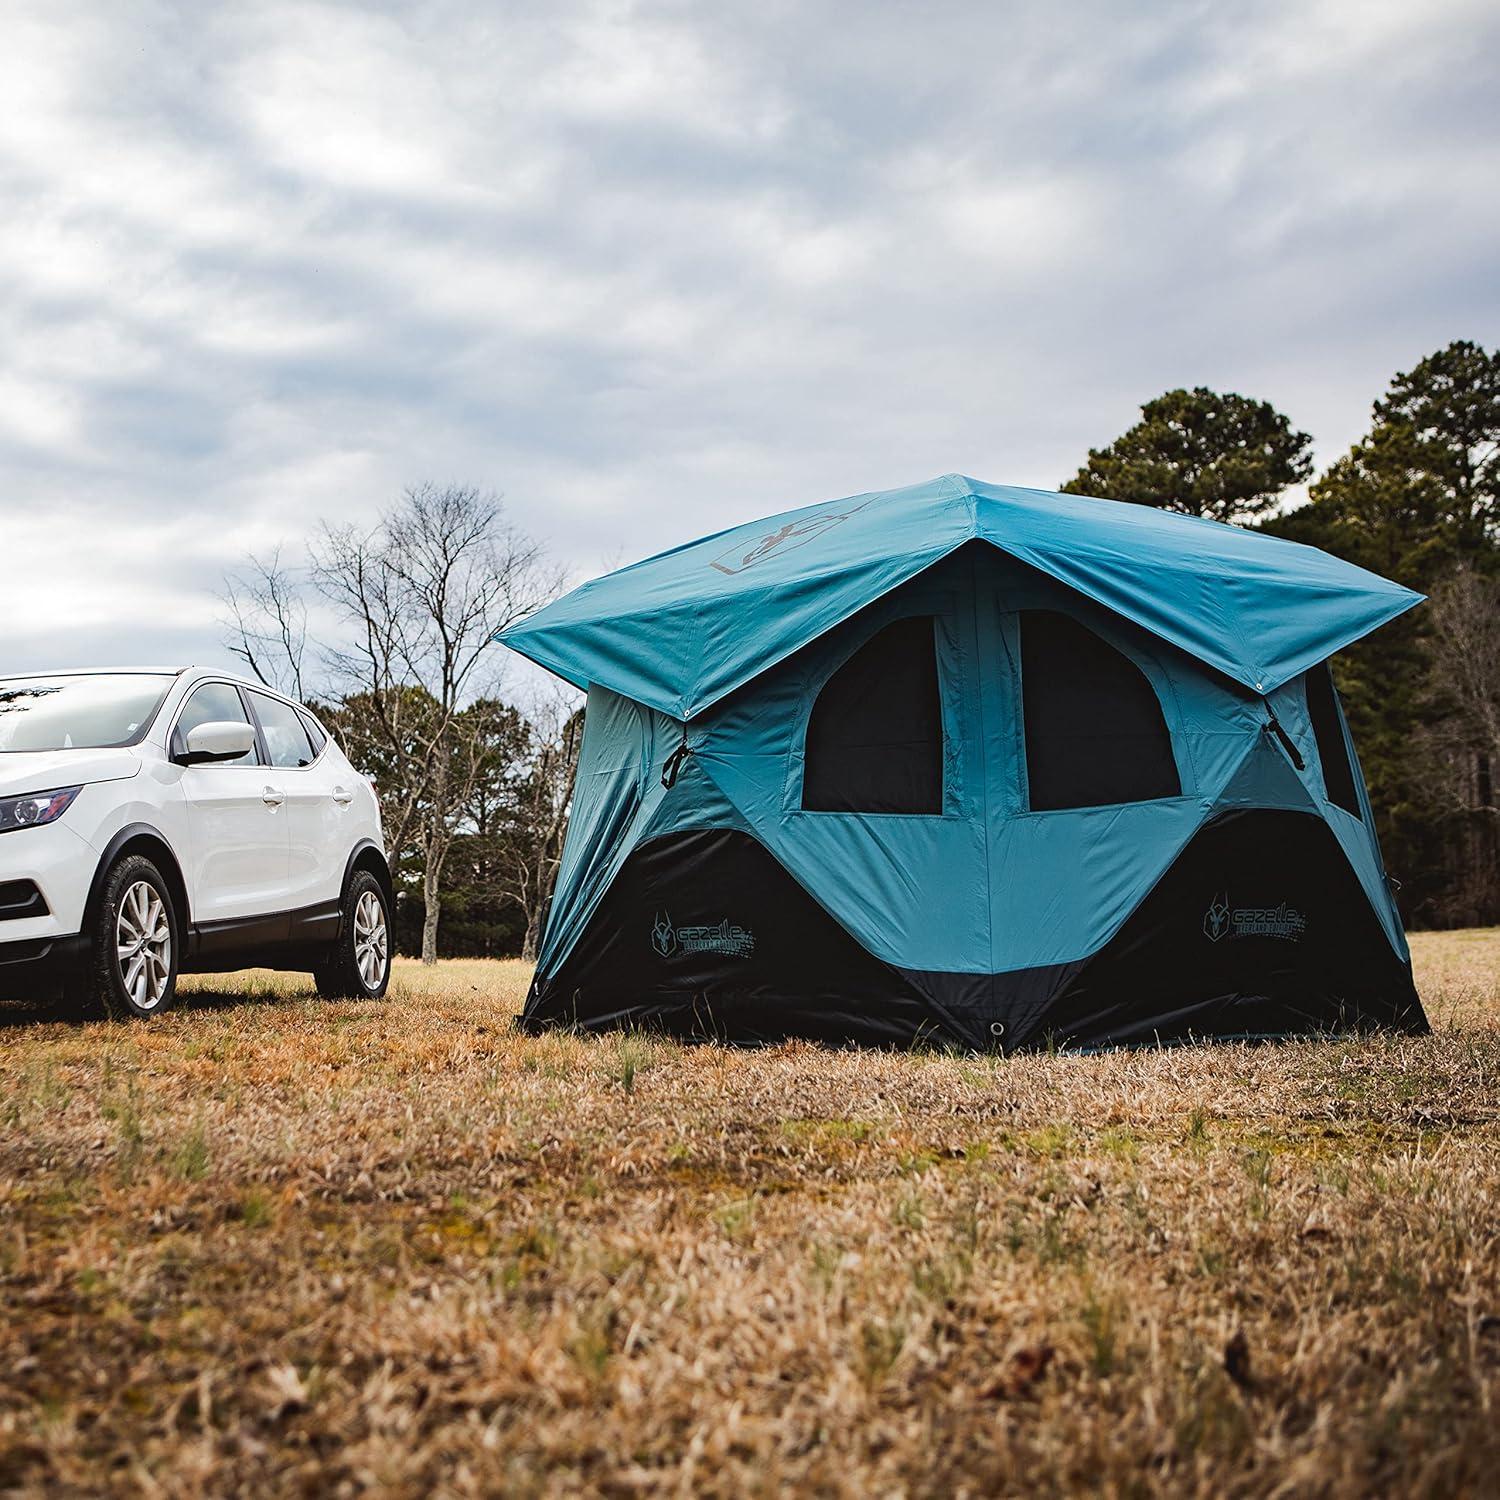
1061 387 1313 524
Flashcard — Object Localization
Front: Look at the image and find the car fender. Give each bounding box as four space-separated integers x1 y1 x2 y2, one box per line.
84 822 193 935
342 839 394 907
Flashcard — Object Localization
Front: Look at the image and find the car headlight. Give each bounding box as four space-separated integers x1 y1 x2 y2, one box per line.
0 786 82 834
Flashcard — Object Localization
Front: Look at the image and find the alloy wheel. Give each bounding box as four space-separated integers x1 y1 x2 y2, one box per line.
115 881 172 1010
354 889 389 991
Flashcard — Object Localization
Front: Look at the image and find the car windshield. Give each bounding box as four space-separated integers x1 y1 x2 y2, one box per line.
0 674 175 752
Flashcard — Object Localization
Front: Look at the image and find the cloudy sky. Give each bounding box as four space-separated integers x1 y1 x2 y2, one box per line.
2 0 1498 678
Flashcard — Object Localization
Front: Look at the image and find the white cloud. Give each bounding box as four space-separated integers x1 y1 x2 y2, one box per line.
0 374 84 456
540 1 788 141
231 6 487 199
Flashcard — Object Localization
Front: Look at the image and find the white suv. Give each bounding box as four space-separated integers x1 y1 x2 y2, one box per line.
0 668 392 1018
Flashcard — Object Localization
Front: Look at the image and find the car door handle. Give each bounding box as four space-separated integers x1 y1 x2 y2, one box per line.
262 786 284 808
331 786 354 805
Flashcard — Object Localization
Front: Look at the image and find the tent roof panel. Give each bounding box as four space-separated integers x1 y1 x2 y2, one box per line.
500 474 1421 717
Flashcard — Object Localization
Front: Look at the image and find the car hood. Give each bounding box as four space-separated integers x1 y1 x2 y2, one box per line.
0 748 142 797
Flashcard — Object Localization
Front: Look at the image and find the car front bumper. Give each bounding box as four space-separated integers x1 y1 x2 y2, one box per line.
0 820 98 937
0 932 90 1000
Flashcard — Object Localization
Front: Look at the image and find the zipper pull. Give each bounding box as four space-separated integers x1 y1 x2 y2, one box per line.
661 733 694 789
1263 708 1305 771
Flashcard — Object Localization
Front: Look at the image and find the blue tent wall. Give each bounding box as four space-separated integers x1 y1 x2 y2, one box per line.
530 542 1407 996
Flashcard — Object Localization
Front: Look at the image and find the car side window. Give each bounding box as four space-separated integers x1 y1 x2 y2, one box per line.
250 691 316 769
172 683 260 766
297 709 328 758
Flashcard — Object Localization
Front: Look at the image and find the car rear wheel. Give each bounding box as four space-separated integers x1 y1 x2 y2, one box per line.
315 871 391 999
72 854 180 1020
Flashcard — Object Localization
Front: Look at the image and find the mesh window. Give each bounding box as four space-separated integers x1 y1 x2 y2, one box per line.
803 617 943 813
1020 611 1180 811
1305 662 1362 818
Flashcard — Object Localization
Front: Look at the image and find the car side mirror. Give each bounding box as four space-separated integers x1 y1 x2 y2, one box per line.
177 720 256 765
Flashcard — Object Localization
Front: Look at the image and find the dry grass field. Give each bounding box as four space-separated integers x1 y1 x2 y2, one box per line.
0 932 1496 1498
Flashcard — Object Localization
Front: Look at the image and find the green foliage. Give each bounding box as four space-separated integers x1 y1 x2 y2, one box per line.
1061 386 1313 524
1374 339 1500 551
1080 1285 1126 1376
1261 341 1500 926
1272 421 1463 584
320 687 553 957
171 1118 211 1182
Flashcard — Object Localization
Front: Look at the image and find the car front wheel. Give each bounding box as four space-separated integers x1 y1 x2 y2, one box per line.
315 871 391 1000
73 854 180 1020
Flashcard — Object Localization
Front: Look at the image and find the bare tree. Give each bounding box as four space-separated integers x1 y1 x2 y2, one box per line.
500 689 583 961
1418 564 1500 923
219 548 309 701
1428 565 1500 795
222 484 560 963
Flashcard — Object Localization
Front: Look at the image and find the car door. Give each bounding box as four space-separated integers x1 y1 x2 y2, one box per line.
171 682 291 927
245 690 345 916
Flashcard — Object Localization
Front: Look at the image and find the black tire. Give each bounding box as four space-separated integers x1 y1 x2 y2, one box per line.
315 870 391 1000
70 855 180 1020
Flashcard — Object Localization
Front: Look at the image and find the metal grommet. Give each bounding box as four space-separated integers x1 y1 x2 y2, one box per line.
989 1021 1005 1038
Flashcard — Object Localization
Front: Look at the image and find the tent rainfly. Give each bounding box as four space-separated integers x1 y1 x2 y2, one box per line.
500 475 1429 1050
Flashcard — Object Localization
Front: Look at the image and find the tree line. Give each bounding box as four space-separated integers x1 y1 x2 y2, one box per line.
224 338 1497 957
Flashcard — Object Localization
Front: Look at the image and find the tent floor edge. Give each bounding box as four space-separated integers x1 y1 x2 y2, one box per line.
517 982 979 1050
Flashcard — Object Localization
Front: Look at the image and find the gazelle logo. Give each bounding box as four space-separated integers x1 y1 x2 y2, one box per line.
651 913 677 957
650 912 756 959
710 497 873 575
1204 893 1307 943
1204 895 1231 943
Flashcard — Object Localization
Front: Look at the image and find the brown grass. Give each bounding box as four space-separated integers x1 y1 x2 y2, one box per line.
0 933 1496 1497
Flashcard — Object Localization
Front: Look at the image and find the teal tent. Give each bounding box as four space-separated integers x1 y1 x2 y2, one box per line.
501 475 1429 1049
